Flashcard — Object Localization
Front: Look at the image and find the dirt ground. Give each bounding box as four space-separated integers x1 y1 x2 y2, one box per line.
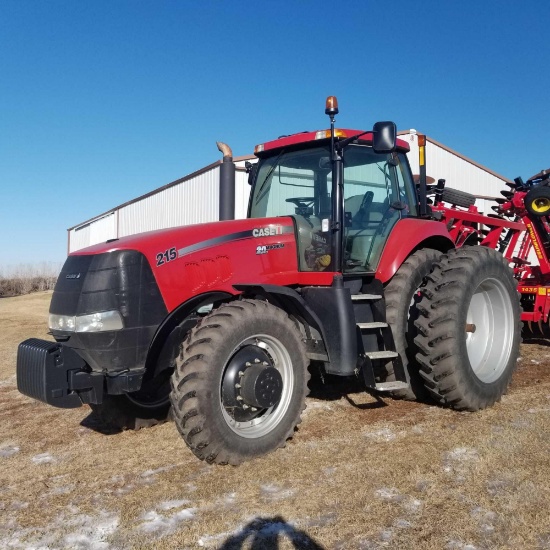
1 292 550 549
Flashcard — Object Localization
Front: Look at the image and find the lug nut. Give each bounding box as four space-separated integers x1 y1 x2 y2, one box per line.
251 407 258 412
235 383 241 389
245 362 251 367
254 358 260 363
236 396 243 401
238 371 245 377
242 404 249 410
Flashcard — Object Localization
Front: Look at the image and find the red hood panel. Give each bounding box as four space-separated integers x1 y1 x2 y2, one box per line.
71 218 327 311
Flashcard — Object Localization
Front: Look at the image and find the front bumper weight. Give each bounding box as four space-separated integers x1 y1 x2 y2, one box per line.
17 338 104 408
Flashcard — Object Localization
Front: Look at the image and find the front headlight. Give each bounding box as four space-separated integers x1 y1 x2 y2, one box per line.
49 310 124 333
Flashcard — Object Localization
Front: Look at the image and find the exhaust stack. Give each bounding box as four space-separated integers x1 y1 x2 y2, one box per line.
217 141 236 221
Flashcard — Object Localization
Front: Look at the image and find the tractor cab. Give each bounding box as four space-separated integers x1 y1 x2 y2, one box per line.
248 99 418 274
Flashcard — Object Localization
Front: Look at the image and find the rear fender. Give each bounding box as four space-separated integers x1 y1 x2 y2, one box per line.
377 219 454 283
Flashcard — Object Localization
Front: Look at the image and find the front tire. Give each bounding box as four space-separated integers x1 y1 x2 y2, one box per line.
170 299 309 465
414 247 521 411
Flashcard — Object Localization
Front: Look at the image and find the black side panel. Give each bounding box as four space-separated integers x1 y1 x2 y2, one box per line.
50 251 168 374
302 284 358 376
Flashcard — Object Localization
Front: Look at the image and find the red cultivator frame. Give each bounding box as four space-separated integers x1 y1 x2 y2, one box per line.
430 168 550 336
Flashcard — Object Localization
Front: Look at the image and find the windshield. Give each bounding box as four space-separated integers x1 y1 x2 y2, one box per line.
249 147 332 220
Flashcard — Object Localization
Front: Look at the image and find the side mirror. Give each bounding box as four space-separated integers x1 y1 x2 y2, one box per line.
245 161 258 186
372 121 397 154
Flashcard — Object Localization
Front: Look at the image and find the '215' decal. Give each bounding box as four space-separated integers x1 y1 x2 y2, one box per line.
156 247 177 267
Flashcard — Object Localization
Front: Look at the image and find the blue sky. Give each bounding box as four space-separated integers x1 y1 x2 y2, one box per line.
1 0 548 266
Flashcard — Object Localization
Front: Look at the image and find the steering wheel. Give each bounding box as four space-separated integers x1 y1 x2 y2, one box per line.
285 197 315 206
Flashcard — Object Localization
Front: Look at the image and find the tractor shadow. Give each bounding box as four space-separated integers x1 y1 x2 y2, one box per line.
306 363 435 410
307 364 388 410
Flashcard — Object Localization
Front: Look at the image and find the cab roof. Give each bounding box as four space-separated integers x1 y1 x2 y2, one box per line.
254 128 410 157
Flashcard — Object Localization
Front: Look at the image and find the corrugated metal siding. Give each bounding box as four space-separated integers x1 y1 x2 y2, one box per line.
403 132 507 215
69 212 117 253
118 166 220 237
234 170 251 219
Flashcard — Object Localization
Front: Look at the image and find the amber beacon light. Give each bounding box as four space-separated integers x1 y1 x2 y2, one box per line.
325 96 339 116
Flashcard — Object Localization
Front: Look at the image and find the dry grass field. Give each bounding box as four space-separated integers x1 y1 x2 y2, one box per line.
1 292 550 549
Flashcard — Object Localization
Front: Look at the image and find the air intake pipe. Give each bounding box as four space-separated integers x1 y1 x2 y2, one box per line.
217 141 236 221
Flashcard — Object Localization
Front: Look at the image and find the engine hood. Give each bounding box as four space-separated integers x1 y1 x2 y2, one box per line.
71 217 301 312
72 218 272 257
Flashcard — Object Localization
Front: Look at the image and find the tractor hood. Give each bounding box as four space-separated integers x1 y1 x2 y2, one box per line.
70 217 301 311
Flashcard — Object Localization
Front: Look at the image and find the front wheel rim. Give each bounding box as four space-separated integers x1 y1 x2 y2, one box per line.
465 277 514 383
220 334 294 438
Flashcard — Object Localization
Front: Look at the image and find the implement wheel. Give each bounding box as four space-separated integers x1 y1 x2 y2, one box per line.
170 299 309 465
414 247 521 411
525 186 550 217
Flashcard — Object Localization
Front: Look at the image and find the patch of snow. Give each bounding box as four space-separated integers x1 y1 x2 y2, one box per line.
0 375 16 387
62 512 119 549
138 508 196 537
9 501 28 511
158 499 192 510
364 427 397 442
31 452 56 464
141 464 177 478
379 529 393 542
300 512 338 528
412 425 424 434
446 542 478 550
402 497 423 514
260 483 295 500
374 487 402 501
393 518 412 529
0 445 20 458
531 359 540 364
302 401 333 415
1 508 119 550
442 447 479 473
323 466 336 477
44 484 76 497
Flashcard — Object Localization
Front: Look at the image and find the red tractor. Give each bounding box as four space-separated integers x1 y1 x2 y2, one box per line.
17 97 521 465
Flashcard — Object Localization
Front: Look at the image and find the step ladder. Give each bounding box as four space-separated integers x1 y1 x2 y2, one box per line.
351 291 410 393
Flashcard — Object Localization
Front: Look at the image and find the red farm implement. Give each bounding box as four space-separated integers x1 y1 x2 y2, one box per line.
427 166 550 336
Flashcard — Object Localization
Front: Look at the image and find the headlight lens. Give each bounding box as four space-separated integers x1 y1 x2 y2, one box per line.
49 310 124 333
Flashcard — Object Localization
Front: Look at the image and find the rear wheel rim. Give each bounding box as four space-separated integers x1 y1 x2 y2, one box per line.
465 277 514 383
221 334 293 438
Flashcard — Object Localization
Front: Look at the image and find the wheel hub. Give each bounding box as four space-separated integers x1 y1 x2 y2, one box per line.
240 365 283 408
221 345 281 422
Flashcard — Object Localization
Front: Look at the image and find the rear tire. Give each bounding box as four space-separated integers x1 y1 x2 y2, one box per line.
382 248 443 400
170 299 309 465
414 247 521 411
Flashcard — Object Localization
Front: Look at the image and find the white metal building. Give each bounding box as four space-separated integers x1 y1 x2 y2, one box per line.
67 132 511 253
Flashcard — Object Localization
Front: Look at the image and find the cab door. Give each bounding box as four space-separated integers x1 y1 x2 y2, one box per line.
342 147 417 272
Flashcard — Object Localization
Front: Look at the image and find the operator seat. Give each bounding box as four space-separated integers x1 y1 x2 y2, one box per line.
344 195 396 270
